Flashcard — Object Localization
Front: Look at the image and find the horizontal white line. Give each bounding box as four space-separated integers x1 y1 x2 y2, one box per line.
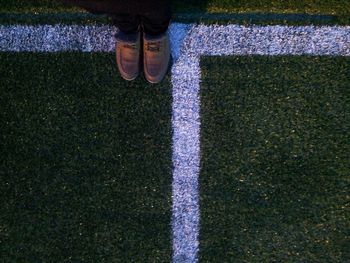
192 25 350 56
1 24 349 55
0 25 116 52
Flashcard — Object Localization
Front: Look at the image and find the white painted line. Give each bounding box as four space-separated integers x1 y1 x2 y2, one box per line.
1 23 349 263
171 24 200 263
1 24 349 54
170 24 350 263
0 25 116 52
190 25 350 56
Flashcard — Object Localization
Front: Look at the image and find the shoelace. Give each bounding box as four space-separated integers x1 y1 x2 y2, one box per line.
146 41 161 52
123 43 137 50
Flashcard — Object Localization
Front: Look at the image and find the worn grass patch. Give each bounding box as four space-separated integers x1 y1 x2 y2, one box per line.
199 56 349 262
0 52 172 262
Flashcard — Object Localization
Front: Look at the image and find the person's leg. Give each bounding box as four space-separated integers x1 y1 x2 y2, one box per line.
111 14 140 34
138 0 172 35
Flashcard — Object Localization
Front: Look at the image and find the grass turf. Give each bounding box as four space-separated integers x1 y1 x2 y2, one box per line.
1 0 349 15
0 0 349 25
0 53 172 262
199 56 349 262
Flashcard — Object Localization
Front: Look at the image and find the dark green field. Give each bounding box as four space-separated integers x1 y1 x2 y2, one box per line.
199 56 349 262
1 1 350 262
1 54 349 262
1 0 350 25
0 53 172 262
1 0 349 15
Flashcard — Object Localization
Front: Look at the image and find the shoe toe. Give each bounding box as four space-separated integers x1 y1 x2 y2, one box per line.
120 59 139 80
143 32 170 84
115 31 141 81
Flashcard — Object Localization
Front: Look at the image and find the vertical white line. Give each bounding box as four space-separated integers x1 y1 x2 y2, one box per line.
171 24 201 263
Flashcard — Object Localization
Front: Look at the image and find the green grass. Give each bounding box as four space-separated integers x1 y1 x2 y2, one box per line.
199 56 349 262
1 0 349 15
0 0 79 13
205 0 350 15
0 0 349 24
0 53 172 262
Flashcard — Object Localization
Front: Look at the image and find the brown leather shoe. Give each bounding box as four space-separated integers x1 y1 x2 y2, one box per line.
143 32 171 84
115 31 141 81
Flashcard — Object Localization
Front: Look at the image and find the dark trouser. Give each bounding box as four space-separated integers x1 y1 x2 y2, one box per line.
58 0 171 35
